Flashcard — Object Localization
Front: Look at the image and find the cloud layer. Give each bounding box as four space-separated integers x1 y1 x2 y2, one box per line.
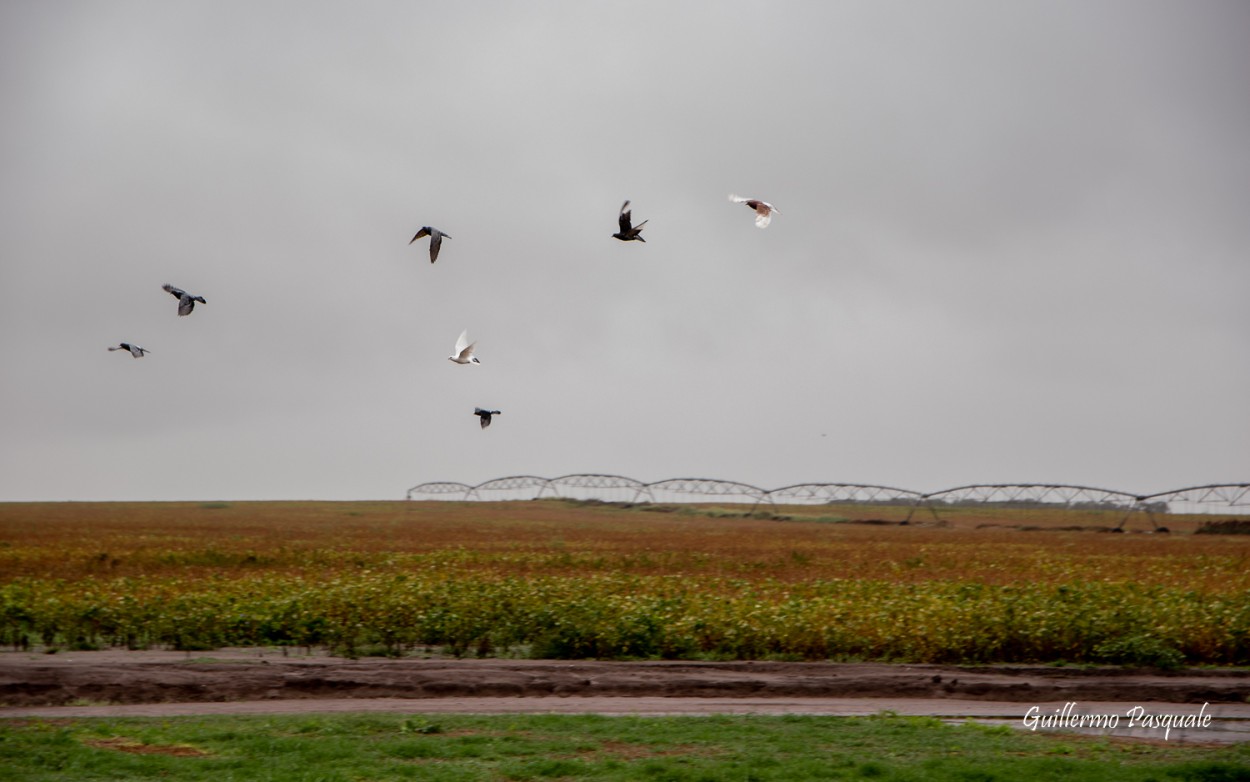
2 1 1247 500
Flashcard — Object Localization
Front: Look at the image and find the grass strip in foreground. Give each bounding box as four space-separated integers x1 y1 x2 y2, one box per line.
2 712 1247 781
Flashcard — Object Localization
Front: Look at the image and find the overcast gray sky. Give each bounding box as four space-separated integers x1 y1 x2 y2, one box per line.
2 0 1247 502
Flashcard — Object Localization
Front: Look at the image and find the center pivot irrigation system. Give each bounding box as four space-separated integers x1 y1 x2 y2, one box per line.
406 475 1250 531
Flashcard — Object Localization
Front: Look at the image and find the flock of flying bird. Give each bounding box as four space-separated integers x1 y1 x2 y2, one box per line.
107 284 206 358
109 194 780 429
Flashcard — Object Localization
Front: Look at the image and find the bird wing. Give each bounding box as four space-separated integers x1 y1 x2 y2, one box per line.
728 194 748 204
754 211 773 228
409 227 431 244
454 329 470 354
130 345 147 357
162 284 185 299
177 296 194 316
460 342 477 361
618 201 633 233
429 229 444 262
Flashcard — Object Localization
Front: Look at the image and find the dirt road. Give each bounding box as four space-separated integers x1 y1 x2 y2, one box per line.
2 649 1247 743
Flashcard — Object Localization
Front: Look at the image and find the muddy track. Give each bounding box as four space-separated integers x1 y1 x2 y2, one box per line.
2 649 1247 711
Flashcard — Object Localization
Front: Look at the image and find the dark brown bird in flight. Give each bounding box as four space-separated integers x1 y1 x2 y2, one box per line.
611 201 647 242
474 407 501 429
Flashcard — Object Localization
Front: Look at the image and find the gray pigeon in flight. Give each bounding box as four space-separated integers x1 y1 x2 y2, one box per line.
729 194 780 228
162 284 206 316
611 201 647 242
410 226 451 263
474 407 501 429
108 342 150 358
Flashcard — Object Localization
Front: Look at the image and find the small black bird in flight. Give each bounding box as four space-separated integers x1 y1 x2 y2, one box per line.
474 407 501 429
108 342 150 358
162 284 206 316
612 201 647 242
410 226 451 263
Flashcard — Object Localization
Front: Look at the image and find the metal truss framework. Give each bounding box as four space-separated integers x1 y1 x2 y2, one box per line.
405 481 474 498
1138 483 1250 508
405 477 1250 529
645 478 771 505
541 473 652 502
1133 483 1250 529
465 475 549 501
768 483 923 506
904 483 1143 528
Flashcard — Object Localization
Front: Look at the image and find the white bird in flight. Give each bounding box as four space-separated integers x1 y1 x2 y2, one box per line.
448 330 480 364
162 284 207 316
729 194 780 228
109 342 150 358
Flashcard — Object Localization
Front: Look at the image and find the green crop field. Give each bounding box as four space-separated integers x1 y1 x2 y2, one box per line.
2 500 1249 665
